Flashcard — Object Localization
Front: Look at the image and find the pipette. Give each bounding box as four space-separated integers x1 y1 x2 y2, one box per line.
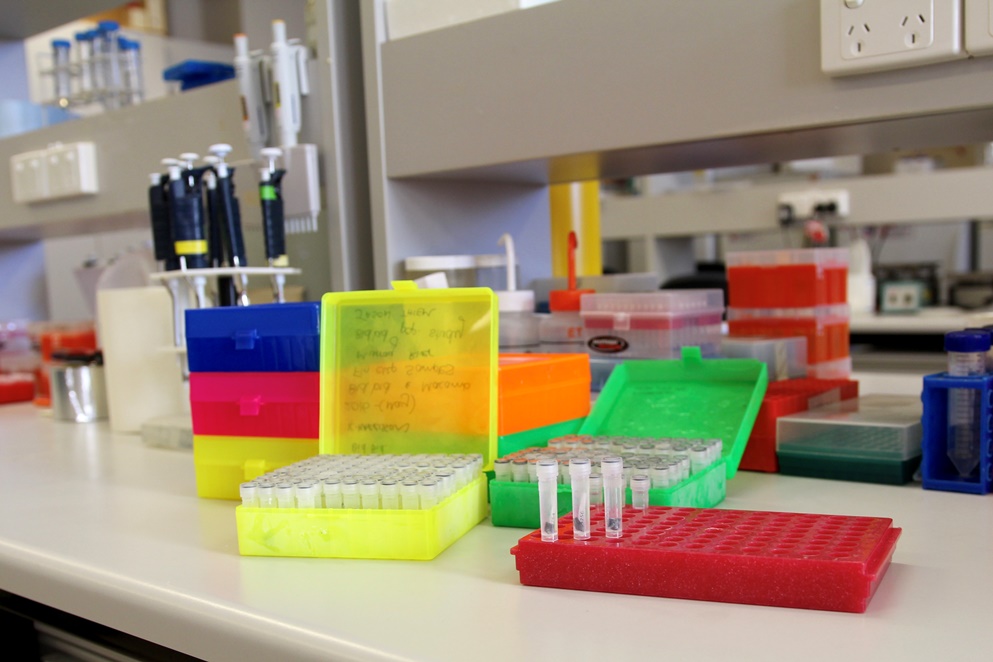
270 20 309 149
570 458 591 541
201 157 236 306
537 459 559 542
601 456 623 539
208 143 250 305
233 33 269 157
259 147 288 302
147 171 178 271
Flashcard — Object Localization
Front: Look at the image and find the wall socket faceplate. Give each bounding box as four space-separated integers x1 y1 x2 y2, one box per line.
821 0 965 76
964 0 993 56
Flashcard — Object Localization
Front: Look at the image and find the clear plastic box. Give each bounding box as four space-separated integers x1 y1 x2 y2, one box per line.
580 290 724 359
727 304 849 364
776 395 923 462
726 248 849 309
721 336 807 381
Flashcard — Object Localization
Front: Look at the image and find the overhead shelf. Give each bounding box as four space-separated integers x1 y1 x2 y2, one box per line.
601 167 993 240
0 81 249 241
379 0 993 183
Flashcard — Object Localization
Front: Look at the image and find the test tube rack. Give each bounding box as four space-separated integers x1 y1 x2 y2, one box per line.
490 442 726 528
512 506 901 613
237 474 488 560
921 373 993 494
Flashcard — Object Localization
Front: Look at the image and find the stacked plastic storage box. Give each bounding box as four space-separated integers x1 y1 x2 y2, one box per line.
726 248 850 379
580 290 724 360
186 303 322 499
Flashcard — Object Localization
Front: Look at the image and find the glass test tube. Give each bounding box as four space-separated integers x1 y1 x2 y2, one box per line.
569 458 591 541
601 456 624 539
537 459 559 542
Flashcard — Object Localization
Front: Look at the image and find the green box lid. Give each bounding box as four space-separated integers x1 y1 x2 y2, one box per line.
578 346 768 478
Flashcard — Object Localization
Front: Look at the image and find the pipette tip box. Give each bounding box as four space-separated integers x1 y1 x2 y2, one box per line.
920 373 993 494
776 395 922 485
511 506 901 613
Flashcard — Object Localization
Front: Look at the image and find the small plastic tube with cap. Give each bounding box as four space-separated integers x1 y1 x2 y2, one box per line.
570 458 592 541
380 479 400 509
419 479 439 509
651 463 670 490
359 479 380 509
631 474 650 510
511 458 529 483
527 458 540 483
493 458 514 482
589 472 603 508
257 482 277 508
322 478 342 508
295 481 320 509
689 445 710 474
601 456 624 539
401 479 420 509
239 481 259 507
341 478 360 509
945 329 991 477
537 459 560 542
275 483 296 508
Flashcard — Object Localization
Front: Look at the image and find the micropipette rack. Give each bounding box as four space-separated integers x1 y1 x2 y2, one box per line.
512 505 901 613
149 266 301 364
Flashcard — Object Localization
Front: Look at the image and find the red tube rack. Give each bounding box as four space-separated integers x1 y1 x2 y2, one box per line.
512 506 900 613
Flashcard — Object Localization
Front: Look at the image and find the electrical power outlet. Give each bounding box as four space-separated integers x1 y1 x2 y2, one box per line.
964 0 993 56
821 0 965 76
777 189 850 220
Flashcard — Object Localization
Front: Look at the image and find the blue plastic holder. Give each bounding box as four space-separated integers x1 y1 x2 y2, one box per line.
921 373 993 495
185 302 321 373
163 60 235 91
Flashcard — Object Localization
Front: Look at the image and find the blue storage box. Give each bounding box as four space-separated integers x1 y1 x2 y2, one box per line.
921 373 993 495
185 302 321 373
163 60 236 91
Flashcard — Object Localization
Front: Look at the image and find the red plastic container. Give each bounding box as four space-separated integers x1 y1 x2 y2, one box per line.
728 306 849 364
726 248 848 309
190 372 320 439
512 506 900 613
0 374 35 404
741 378 860 472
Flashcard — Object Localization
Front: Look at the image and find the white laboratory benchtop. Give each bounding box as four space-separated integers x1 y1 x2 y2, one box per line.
0 400 990 662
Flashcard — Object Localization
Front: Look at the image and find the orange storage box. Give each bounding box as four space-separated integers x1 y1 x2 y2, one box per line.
498 353 590 436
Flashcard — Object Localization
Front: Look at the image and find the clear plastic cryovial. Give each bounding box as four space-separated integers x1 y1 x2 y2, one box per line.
537 459 559 542
322 478 342 508
630 474 650 509
589 472 603 507
569 458 591 541
380 479 400 510
601 456 624 539
359 479 380 509
945 330 991 477
239 481 259 507
341 478 361 509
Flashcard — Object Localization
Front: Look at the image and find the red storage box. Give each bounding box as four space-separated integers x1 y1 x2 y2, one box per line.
190 372 320 439
741 378 860 473
728 305 849 364
0 373 34 404
726 248 848 309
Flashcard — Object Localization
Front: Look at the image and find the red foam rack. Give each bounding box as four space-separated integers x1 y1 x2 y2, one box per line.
0 374 35 405
512 506 900 613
